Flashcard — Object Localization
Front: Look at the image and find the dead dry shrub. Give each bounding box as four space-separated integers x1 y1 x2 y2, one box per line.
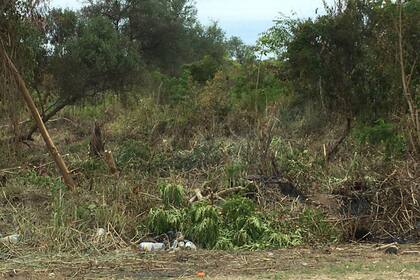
369 161 419 240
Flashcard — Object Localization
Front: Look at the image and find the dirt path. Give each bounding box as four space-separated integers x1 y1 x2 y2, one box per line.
0 244 419 279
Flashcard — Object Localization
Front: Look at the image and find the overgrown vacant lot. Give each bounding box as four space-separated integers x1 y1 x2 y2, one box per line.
0 101 418 279
1 0 419 279
1 245 420 279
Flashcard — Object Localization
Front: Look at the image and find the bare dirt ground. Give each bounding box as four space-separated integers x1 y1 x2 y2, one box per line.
0 244 419 279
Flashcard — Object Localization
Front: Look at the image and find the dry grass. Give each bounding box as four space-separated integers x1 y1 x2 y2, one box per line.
0 244 419 279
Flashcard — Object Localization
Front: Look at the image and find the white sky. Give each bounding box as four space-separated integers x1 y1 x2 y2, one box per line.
51 0 333 44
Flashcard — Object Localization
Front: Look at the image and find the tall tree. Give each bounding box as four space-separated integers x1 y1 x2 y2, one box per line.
24 12 140 139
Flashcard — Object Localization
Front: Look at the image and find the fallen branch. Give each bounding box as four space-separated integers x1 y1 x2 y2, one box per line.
189 187 246 204
189 188 204 204
327 117 351 161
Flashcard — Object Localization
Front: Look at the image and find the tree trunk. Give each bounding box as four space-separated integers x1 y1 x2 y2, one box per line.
24 96 75 140
397 0 420 152
0 44 76 190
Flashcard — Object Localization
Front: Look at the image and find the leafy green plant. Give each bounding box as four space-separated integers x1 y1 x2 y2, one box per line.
159 183 186 208
147 208 185 235
214 229 235 250
145 193 336 249
264 229 303 248
225 160 246 186
354 119 407 157
222 197 270 247
186 203 221 249
157 69 194 103
222 196 255 226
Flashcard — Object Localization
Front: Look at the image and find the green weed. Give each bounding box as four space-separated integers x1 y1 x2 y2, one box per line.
159 183 186 208
354 119 407 158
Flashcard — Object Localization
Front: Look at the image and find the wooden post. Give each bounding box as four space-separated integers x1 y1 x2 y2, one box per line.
0 45 76 190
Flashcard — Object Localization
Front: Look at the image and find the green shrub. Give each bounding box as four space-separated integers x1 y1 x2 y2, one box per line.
144 194 336 249
185 203 221 249
116 139 151 170
50 179 67 228
229 62 292 113
159 183 186 208
222 196 255 226
184 55 220 83
147 208 185 235
264 230 303 248
354 119 406 157
224 160 246 185
156 69 195 103
214 229 235 250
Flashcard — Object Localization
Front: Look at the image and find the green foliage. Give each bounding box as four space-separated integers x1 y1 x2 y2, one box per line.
169 141 224 171
116 139 151 170
257 14 298 57
258 0 419 121
0 0 47 85
264 229 303 248
224 160 246 185
299 208 340 244
226 36 256 64
69 103 108 120
271 137 316 186
145 194 300 249
50 14 140 99
230 61 292 113
47 8 78 46
221 197 274 248
79 158 108 174
147 208 185 235
159 183 186 208
184 55 220 83
354 120 407 157
186 203 221 248
222 197 255 226
156 70 194 103
18 170 56 189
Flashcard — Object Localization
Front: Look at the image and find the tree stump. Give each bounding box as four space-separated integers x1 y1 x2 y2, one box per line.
89 121 104 157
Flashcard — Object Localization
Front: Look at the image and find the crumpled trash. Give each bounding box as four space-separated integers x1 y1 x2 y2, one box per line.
95 228 106 237
0 234 20 244
184 240 197 250
139 231 198 252
139 242 166 252
171 239 197 251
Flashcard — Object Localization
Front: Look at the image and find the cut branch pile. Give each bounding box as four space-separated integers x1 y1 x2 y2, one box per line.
325 161 419 241
369 164 419 240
